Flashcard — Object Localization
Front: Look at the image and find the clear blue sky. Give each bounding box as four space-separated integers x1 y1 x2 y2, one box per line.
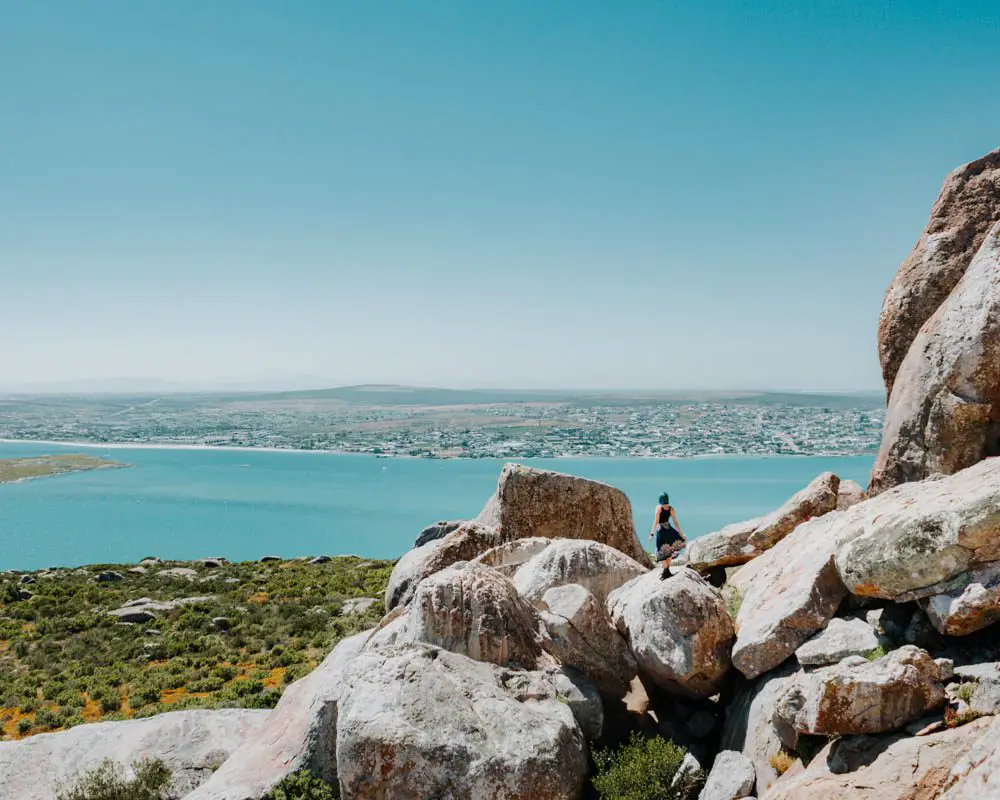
2 1 998 392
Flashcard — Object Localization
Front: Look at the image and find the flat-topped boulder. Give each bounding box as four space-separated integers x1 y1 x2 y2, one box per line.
608 568 733 697
0 709 269 800
686 472 840 571
385 521 501 610
336 645 589 800
794 616 884 667
512 538 648 607
872 220 1000 494
476 463 650 566
878 146 1000 398
837 458 1000 599
775 646 947 738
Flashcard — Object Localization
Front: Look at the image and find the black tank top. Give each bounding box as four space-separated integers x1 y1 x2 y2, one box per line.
658 505 672 526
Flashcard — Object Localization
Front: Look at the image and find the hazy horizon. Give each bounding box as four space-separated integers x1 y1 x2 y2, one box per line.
4 3 998 392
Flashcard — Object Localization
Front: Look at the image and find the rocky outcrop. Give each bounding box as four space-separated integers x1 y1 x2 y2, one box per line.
0 709 269 800
878 147 1000 398
837 458 1000 600
766 716 995 800
698 750 755 800
512 538 647 607
720 663 800 797
922 560 1000 635
414 519 465 548
335 644 589 800
108 596 215 623
687 473 840 571
871 221 1000 494
537 583 637 696
186 632 370 799
608 568 734 697
794 616 883 667
476 463 650 566
731 513 848 680
398 563 547 669
774 647 946 738
384 521 501 610
836 479 867 511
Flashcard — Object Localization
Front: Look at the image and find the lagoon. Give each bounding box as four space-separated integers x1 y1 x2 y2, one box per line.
0 441 873 571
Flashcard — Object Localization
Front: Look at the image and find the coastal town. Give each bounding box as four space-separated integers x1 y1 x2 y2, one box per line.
0 390 884 458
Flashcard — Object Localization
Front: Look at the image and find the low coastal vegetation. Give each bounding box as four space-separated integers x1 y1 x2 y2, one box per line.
56 758 172 800
0 556 390 740
0 454 126 484
592 733 697 800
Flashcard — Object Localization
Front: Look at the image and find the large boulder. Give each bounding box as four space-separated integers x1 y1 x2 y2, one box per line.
921 560 1000 635
794 616 883 667
878 147 1000 398
0 709 269 800
731 513 848 680
837 479 867 511
766 716 995 800
698 750 755 800
186 632 370 799
836 458 1000 600
397 562 547 669
774 646 946 738
871 221 1000 494
476 463 650 566
608 568 734 697
384 521 501 610
538 583 638 696
719 662 800 798
687 473 839 571
335 644 589 800
512 538 648 607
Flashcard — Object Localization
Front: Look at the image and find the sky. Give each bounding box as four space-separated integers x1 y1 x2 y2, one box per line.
2 1 999 393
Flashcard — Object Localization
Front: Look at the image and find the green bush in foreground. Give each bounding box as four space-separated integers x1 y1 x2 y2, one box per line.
263 770 338 799
56 758 172 800
592 733 697 800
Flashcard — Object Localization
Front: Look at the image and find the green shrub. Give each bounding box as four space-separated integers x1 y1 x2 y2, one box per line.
592 733 693 800
17 718 32 735
56 758 172 800
263 771 337 800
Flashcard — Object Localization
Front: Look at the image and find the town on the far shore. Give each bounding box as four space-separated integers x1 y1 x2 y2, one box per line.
0 388 884 459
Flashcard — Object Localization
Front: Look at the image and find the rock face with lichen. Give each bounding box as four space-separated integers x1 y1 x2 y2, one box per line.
878 147 1000 400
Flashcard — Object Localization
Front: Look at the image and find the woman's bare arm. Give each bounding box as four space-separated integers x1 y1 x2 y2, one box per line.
670 507 685 539
649 505 661 539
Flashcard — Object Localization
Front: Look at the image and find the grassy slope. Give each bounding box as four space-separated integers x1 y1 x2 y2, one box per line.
0 455 125 484
0 557 391 740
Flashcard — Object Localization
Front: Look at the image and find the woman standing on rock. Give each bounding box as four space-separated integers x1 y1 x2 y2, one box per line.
649 492 685 579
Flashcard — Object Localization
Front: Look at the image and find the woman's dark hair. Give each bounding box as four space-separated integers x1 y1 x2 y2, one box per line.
658 492 670 506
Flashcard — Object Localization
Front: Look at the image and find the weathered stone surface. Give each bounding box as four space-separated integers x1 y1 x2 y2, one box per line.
794 616 883 666
384 521 501 610
720 663 799 797
397 563 546 669
157 567 198 579
108 596 215 624
775 646 946 737
538 583 637 696
687 474 840 571
608 568 733 696
340 597 379 616
921 560 1000 635
732 513 848 679
872 221 1000 494
837 479 867 510
940 715 1000 798
766 716 994 800
414 519 465 548
0 709 269 800
513 538 647 607
698 750 755 800
878 147 1000 398
837 459 1000 599
473 537 552 577
186 631 370 799
476 463 650 566
336 644 588 800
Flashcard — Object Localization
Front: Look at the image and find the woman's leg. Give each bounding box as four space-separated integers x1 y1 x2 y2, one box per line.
660 557 672 578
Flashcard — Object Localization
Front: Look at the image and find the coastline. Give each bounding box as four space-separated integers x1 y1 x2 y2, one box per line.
0 438 876 461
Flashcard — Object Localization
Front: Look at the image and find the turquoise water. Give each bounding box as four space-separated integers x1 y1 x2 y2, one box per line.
0 441 873 571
